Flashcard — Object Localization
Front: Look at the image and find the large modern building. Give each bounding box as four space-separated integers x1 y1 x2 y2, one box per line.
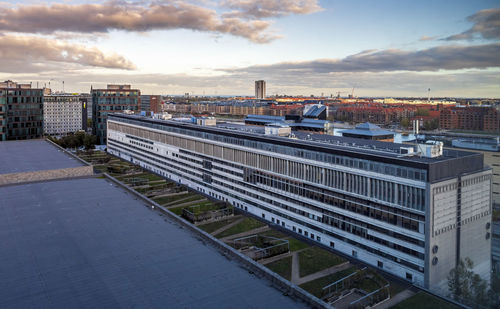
92 84 140 144
43 94 88 136
0 80 43 141
107 113 492 295
255 80 266 99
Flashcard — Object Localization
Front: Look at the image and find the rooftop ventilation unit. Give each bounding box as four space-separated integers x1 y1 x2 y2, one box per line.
416 141 443 158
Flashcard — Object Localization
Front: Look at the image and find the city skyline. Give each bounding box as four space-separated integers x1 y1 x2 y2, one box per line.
0 0 499 97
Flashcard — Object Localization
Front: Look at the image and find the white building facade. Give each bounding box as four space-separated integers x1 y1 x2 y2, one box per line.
106 114 492 295
43 94 88 136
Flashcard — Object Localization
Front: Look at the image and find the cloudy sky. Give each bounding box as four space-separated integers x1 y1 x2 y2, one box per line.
0 0 499 97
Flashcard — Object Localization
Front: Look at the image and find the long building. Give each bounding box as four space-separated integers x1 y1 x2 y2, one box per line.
106 113 492 295
0 80 43 141
92 84 140 144
43 94 88 136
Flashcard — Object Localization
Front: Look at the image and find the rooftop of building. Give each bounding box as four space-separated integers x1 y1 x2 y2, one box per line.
342 122 395 137
0 140 307 308
0 140 84 174
109 114 484 171
303 104 326 118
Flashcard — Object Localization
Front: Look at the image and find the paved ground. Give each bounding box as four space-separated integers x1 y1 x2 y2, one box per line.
331 290 366 308
372 289 415 309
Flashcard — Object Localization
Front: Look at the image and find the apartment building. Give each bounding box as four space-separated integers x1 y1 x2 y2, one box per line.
43 94 88 136
91 84 140 144
0 80 43 141
140 95 162 114
106 113 492 295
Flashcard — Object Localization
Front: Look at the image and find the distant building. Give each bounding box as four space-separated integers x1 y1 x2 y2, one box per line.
140 95 162 114
341 122 395 142
439 106 499 132
43 94 88 136
91 84 140 144
255 80 266 99
0 80 43 141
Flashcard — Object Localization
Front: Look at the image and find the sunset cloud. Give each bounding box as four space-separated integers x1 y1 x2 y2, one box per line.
0 1 281 43
0 35 136 72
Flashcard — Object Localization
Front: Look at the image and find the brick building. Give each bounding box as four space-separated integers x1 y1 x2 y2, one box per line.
439 106 499 132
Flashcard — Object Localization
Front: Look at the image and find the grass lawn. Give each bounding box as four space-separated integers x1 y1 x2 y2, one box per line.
93 165 108 173
298 247 345 277
215 217 266 238
387 279 408 297
258 229 288 239
153 192 192 205
198 216 241 234
141 172 164 182
168 206 185 216
299 267 357 298
390 292 460 309
265 256 292 281
358 277 381 293
170 195 206 206
287 237 310 252
187 202 224 215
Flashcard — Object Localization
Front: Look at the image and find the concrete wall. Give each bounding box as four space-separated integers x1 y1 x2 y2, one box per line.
0 165 94 186
427 178 459 295
459 170 492 284
426 169 492 296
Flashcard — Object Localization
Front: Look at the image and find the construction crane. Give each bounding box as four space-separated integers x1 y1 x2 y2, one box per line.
336 91 347 98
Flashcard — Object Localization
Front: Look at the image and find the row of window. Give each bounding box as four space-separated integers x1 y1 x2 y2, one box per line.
108 121 426 211
107 141 425 272
108 118 428 182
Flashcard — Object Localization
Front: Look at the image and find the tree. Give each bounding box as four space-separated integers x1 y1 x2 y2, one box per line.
83 134 97 150
400 118 410 129
448 258 490 307
415 108 430 116
423 118 439 131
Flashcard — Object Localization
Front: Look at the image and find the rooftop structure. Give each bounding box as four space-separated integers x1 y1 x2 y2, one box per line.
244 114 333 134
0 139 309 308
303 104 327 119
341 122 395 142
107 113 492 296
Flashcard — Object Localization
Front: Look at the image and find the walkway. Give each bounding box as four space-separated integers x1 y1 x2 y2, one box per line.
372 289 416 309
294 261 351 285
219 225 270 242
209 216 245 236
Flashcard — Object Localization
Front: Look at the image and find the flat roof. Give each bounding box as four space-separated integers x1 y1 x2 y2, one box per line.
0 177 306 308
0 140 84 174
109 114 486 182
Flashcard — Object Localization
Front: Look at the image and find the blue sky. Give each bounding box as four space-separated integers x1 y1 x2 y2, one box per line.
0 0 499 97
